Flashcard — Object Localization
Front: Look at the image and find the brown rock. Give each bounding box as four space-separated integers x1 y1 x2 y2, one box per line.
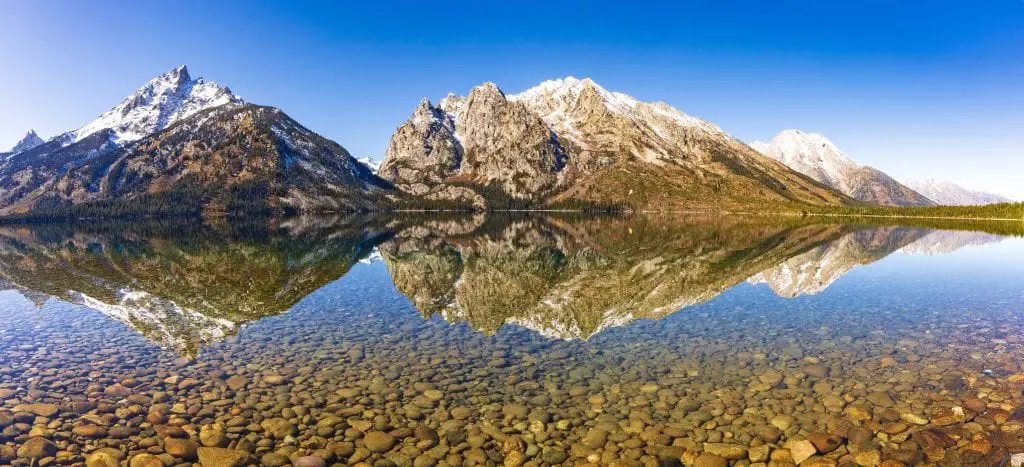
363 431 396 453
807 432 842 453
789 439 817 464
196 447 251 467
12 403 60 418
104 384 132 398
165 438 199 460
129 453 166 467
73 424 107 438
693 453 728 467
846 426 874 444
225 376 247 391
17 437 57 459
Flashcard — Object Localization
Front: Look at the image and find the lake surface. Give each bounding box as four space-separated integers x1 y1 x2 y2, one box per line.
1 215 1023 466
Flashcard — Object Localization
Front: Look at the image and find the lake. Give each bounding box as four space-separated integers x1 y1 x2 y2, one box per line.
1 214 1023 466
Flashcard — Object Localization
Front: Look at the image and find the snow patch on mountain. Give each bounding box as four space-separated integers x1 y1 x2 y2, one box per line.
357 157 381 174
74 65 242 144
750 129 860 191
510 76 725 149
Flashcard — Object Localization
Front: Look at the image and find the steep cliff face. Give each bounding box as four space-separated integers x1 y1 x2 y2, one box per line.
752 129 933 206
380 78 848 210
380 83 571 205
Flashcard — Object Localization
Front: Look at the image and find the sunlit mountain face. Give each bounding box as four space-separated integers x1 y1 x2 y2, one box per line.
0 215 1013 355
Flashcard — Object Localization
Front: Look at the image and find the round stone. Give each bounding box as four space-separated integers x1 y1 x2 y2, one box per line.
364 431 396 453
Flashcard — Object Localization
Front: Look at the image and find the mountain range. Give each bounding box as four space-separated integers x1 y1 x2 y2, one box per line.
903 178 1013 206
379 77 845 210
0 66 1012 217
751 130 933 206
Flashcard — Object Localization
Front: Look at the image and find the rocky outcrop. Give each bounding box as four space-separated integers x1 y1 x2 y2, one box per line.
381 83 569 202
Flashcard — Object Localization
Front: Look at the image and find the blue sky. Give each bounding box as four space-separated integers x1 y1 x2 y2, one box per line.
2 1 1022 198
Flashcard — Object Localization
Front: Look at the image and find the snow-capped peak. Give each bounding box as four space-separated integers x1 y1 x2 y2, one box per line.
356 157 381 174
751 129 860 187
74 65 243 144
512 76 639 115
9 130 44 153
509 76 724 146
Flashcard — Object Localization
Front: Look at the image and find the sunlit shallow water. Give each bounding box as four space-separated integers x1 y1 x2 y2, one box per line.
1 216 1023 466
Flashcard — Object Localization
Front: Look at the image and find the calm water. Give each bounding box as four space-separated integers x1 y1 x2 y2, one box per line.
1 215 1023 466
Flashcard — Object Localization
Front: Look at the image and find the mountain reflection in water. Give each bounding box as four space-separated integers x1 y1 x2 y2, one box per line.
0 215 1009 355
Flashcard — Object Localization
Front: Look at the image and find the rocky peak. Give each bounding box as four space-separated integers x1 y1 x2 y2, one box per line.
73 64 243 144
752 129 932 206
438 93 465 117
461 82 512 121
10 130 45 154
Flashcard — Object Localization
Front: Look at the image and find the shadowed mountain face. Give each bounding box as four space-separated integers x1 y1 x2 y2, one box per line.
0 216 1010 353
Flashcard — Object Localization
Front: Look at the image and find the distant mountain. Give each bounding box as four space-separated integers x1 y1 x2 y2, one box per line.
9 130 44 154
904 178 1013 206
0 130 46 169
357 157 381 174
0 66 388 217
380 77 847 210
751 130 932 206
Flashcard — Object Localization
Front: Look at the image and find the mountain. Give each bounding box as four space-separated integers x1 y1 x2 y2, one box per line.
9 130 44 154
0 130 45 169
379 78 848 210
904 178 1013 206
357 157 381 174
0 66 388 217
751 129 933 206
73 65 242 144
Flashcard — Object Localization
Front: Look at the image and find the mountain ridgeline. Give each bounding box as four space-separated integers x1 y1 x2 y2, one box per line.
379 78 847 210
1 66 1016 218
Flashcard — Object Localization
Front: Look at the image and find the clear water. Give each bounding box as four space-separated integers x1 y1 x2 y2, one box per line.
1 216 1023 466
